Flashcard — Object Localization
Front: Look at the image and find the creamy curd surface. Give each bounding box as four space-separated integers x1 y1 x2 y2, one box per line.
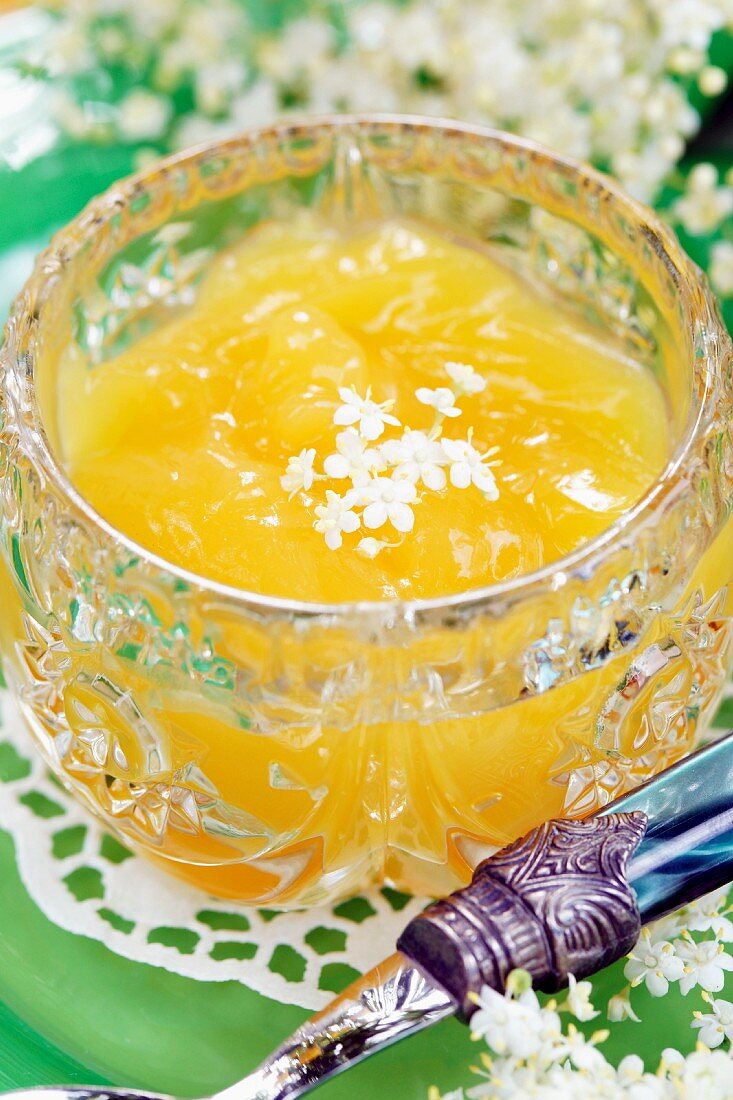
59 217 671 603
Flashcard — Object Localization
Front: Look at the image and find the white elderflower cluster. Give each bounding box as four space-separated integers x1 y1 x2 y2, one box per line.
431 888 733 1098
693 993 733 1048
333 0 714 199
280 362 499 555
430 969 733 1100
38 0 256 148
623 888 733 1001
37 0 733 202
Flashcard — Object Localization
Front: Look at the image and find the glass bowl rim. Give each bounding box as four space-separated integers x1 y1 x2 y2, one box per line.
4 112 728 620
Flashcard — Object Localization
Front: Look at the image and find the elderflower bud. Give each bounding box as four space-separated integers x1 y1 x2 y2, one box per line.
281 448 317 496
698 65 728 96
608 988 641 1023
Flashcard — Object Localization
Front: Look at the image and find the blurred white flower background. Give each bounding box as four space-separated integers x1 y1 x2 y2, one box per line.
24 0 733 203
10 0 732 314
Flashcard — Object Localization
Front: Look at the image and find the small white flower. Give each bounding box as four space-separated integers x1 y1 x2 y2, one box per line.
660 1046 685 1069
642 79 698 137
647 911 687 944
559 974 599 1022
230 80 279 130
710 240 733 300
416 386 462 418
323 429 385 486
673 163 733 235
313 489 360 550
280 448 317 496
625 1078 667 1100
444 360 487 396
617 1054 645 1084
524 97 592 161
692 997 733 1049
308 54 401 113
118 89 173 142
349 3 394 52
672 1046 733 1095
195 59 248 116
685 888 733 941
333 386 400 441
48 23 96 75
667 45 706 76
624 929 685 996
380 429 448 490
556 1023 609 1074
257 15 335 80
656 0 726 51
360 476 416 533
612 144 672 202
674 937 733 995
699 65 728 97
469 984 543 1060
441 437 499 499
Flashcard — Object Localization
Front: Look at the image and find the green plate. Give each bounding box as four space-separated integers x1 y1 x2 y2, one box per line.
0 9 732 1098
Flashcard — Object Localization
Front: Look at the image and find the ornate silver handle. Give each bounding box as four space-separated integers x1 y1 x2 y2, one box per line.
397 811 647 1018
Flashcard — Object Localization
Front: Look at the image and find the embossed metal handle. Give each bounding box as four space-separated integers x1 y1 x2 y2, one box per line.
397 812 647 1018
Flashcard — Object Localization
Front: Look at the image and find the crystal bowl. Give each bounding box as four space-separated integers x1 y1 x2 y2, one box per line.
1 115 732 905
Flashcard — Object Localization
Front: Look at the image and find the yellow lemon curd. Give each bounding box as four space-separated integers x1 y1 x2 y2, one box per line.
61 219 669 602
51 216 707 903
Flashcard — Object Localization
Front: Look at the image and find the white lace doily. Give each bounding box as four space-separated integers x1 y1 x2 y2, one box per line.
0 686 426 1010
